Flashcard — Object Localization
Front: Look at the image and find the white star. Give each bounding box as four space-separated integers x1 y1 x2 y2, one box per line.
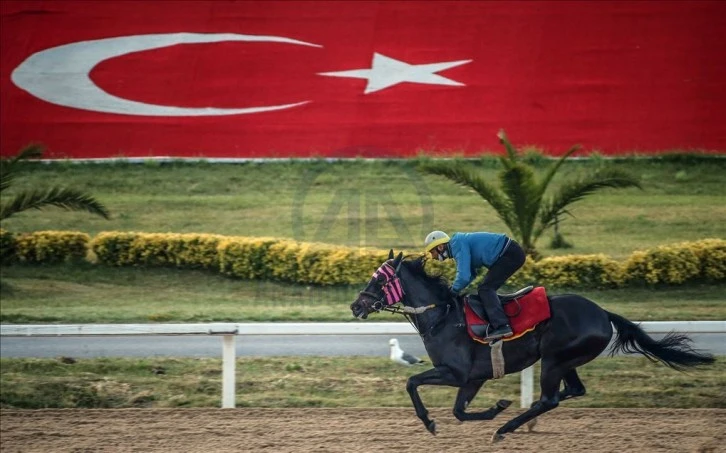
319 53 472 94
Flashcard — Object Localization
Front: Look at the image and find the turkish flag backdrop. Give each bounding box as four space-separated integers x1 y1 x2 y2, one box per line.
1 0 725 158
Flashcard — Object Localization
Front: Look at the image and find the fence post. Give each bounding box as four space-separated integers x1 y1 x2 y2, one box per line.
222 334 236 408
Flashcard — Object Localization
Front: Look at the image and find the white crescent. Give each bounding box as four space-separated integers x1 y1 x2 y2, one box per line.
10 32 321 116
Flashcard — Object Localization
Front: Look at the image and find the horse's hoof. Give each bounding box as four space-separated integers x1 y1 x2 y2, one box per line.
491 432 505 443
526 418 538 432
496 399 512 410
426 420 437 436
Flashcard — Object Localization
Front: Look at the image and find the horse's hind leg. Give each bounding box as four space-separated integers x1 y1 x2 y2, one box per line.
559 369 586 401
491 359 566 442
453 380 511 422
526 368 587 432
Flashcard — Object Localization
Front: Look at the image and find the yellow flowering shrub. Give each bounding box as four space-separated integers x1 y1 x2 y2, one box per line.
220 237 391 285
131 233 223 269
535 254 624 288
127 233 176 267
90 231 138 265
284 243 389 286
218 236 279 280
10 229 723 289
423 259 457 282
312 247 390 286
13 230 89 263
173 234 226 270
682 238 726 281
91 231 224 269
0 229 16 265
508 258 538 288
623 243 701 285
264 240 304 282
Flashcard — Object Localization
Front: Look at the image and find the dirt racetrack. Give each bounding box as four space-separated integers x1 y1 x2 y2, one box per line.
1 408 724 453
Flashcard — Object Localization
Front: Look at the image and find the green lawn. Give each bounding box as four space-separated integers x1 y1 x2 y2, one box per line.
1 156 725 324
2 156 724 258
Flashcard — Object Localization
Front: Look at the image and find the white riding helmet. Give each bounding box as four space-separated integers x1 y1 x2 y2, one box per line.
423 230 451 254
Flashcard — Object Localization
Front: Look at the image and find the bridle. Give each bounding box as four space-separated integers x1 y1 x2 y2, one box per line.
356 259 454 337
358 261 406 313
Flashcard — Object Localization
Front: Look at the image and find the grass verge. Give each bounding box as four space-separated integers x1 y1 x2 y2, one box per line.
1 356 723 409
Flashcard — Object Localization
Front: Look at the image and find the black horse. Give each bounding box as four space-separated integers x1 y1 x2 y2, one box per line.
350 252 715 442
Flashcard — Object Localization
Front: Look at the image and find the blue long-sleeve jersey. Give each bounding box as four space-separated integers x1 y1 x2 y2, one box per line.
449 232 508 293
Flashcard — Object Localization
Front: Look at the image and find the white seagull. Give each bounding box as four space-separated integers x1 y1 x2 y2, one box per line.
389 338 426 366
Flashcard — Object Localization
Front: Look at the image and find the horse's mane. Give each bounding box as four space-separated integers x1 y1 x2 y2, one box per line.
401 255 451 298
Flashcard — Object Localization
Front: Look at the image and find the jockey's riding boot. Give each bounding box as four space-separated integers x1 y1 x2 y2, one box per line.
486 324 513 341
478 288 514 341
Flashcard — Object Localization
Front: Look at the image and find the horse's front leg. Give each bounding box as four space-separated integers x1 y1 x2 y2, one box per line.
406 366 459 435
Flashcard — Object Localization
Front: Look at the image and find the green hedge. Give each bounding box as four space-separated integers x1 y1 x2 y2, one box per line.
1 230 89 264
534 254 624 288
91 232 224 270
92 233 390 285
0 229 17 265
3 230 725 288
622 239 726 286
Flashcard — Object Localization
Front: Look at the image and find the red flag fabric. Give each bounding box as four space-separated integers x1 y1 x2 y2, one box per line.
1 0 725 158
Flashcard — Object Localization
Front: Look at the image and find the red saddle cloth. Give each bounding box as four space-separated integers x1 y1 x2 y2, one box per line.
464 286 551 344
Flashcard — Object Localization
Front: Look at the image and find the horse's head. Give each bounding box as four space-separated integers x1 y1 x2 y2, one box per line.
350 250 405 319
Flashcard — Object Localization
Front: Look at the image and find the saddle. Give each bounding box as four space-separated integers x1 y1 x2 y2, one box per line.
463 286 551 344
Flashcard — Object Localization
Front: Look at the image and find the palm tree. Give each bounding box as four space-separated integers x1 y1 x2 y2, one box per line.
418 130 641 257
0 144 110 222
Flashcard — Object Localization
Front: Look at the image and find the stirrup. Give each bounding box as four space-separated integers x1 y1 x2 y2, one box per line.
485 325 513 341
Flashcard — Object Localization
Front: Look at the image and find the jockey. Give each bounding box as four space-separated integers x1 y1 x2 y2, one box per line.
423 230 526 341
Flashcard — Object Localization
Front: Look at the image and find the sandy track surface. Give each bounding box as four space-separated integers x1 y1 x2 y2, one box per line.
1 408 724 452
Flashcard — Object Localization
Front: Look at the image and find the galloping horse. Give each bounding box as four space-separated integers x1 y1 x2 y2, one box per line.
350 251 715 442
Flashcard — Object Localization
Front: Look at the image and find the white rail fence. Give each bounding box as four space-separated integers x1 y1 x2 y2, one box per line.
2 321 724 409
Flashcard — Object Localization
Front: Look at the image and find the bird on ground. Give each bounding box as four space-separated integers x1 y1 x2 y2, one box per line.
389 338 426 366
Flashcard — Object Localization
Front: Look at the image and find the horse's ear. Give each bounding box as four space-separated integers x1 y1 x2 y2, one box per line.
388 249 395 260
394 252 403 272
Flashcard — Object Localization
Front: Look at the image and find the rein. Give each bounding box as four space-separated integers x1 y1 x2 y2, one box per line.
382 302 452 338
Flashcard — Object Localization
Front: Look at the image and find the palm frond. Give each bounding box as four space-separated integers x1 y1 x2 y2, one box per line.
0 173 12 193
417 161 517 231
496 129 519 162
535 144 582 198
535 168 642 240
498 162 541 241
0 144 45 193
12 144 44 162
0 187 111 221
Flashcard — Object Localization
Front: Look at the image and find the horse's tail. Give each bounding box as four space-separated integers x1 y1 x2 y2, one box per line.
607 311 715 370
